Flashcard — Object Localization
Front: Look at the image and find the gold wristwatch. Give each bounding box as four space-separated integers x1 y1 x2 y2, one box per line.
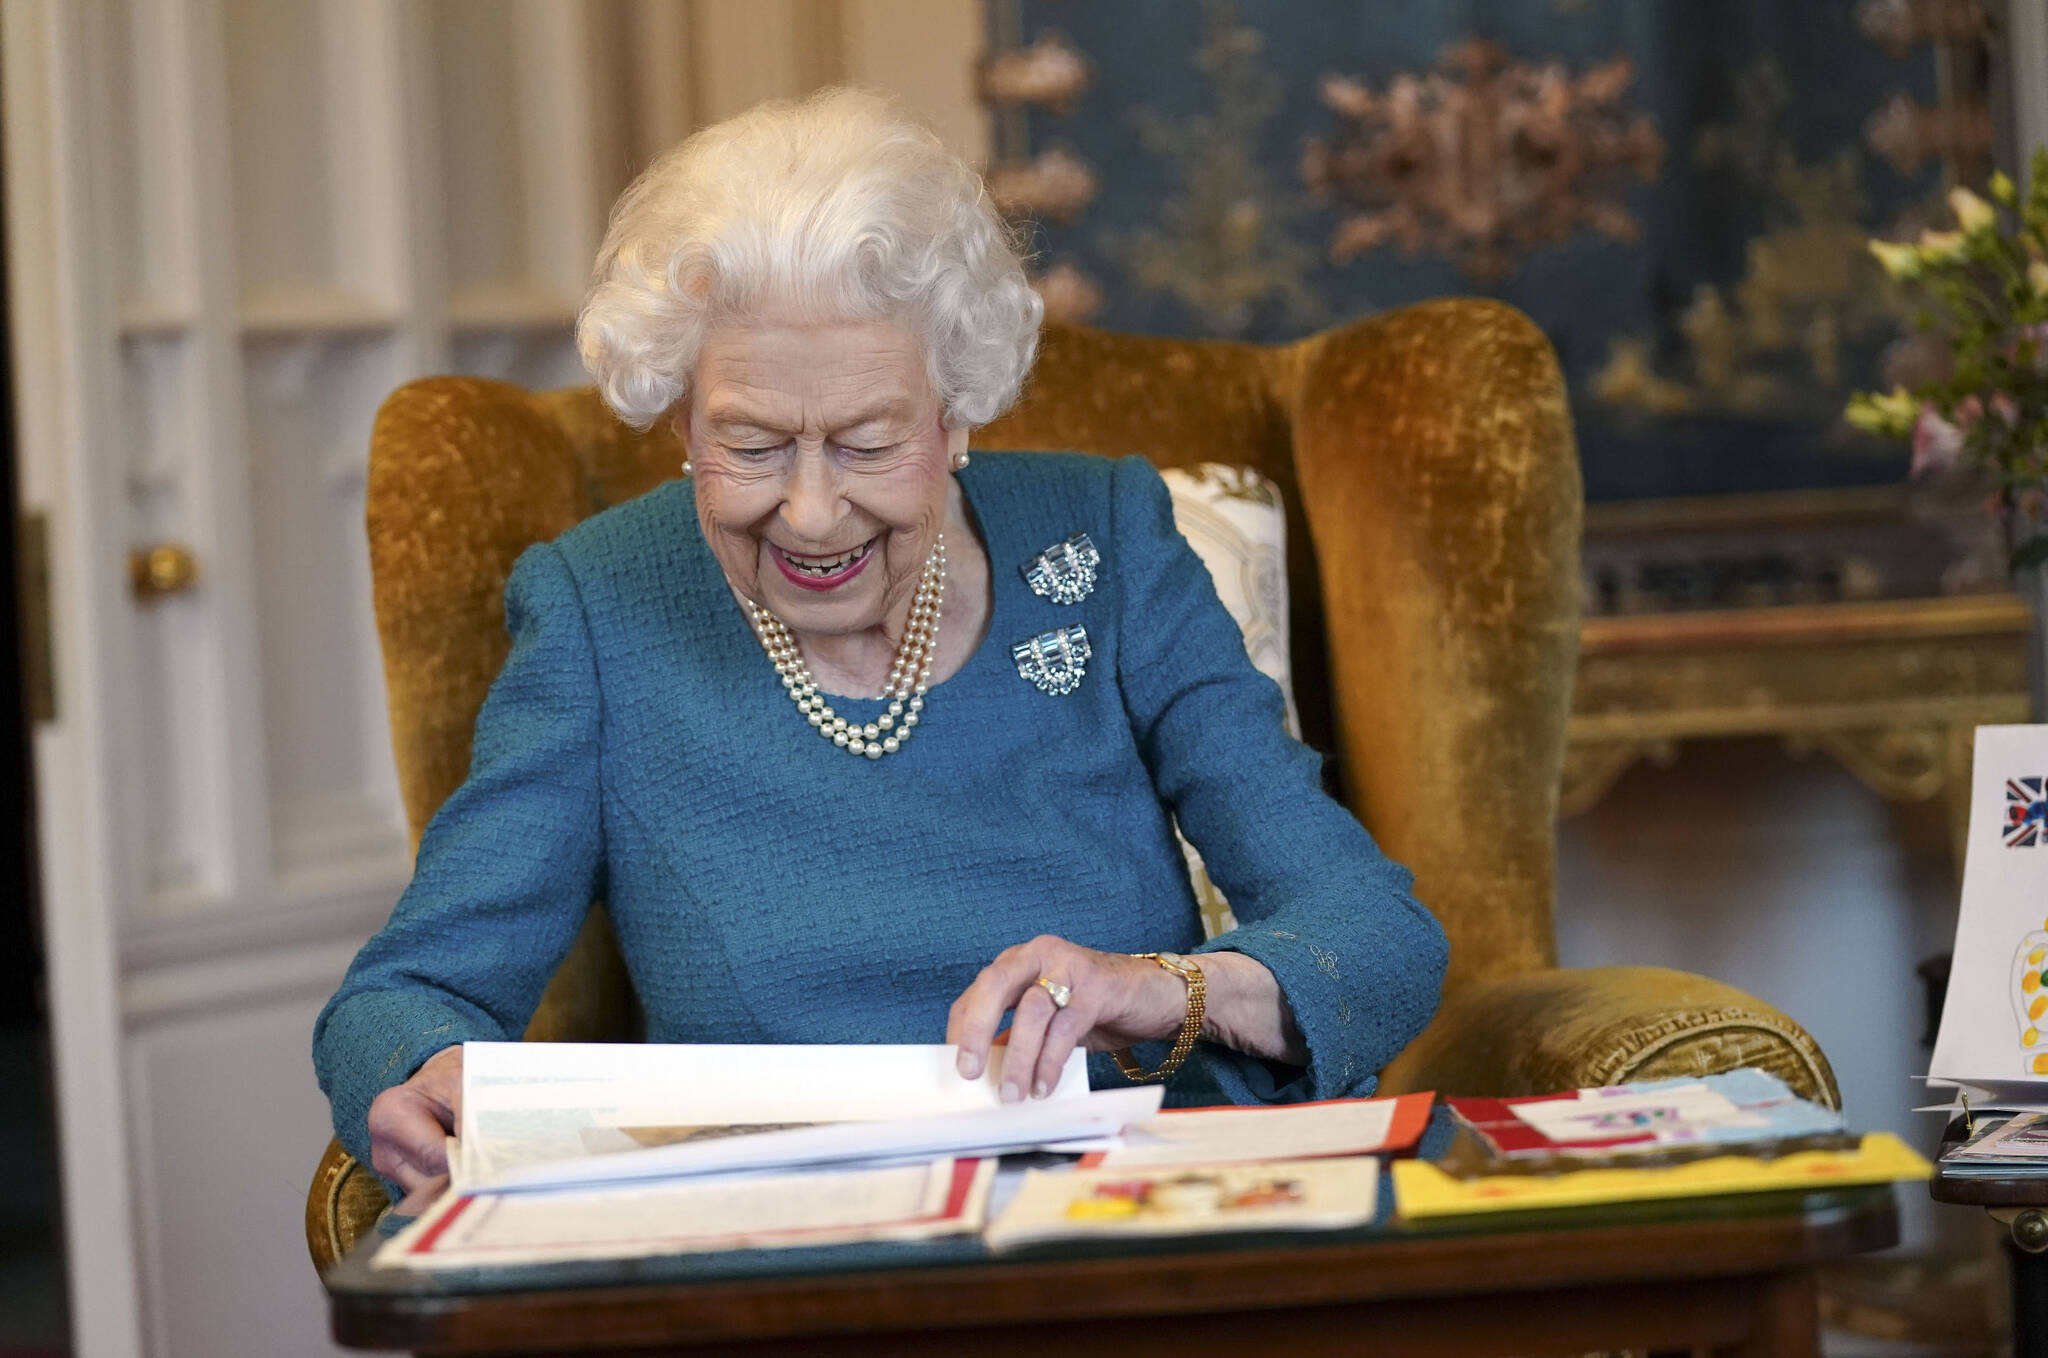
1112 951 1206 1083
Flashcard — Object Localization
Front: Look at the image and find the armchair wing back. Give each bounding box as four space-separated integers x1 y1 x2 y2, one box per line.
307 301 1834 1271
984 305 1578 993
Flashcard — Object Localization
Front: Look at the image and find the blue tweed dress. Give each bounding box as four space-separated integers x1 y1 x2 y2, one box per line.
314 452 1448 1170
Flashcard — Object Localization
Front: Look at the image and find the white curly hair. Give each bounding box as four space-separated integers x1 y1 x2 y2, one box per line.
577 88 1043 431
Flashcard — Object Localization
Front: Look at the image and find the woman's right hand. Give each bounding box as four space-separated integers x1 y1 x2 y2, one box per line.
366 1045 463 1214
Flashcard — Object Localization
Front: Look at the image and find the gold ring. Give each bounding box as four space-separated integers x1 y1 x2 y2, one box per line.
1036 977 1072 1009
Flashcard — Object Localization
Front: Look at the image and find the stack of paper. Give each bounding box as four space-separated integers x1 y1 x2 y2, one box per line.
1939 1111 2048 1177
380 1042 1160 1270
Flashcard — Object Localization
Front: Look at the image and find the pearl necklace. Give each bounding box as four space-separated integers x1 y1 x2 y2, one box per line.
743 535 946 760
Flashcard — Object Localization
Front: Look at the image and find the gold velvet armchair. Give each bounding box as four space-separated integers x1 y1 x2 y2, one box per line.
305 302 1837 1269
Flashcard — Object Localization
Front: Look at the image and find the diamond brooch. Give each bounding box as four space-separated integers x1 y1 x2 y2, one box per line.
1012 625 1091 696
1022 532 1100 605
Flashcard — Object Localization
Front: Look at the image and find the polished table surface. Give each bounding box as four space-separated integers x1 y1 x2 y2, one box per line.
1930 1112 2048 1358
1930 1111 2048 1209
324 1182 1900 1357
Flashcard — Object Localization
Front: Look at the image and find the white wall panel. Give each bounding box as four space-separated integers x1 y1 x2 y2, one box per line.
126 992 355 1358
243 333 406 877
222 0 340 301
428 3 528 296
107 0 198 317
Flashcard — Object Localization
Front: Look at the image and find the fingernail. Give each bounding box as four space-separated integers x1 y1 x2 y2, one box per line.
1032 1081 1048 1100
957 1050 981 1079
1000 1082 1019 1104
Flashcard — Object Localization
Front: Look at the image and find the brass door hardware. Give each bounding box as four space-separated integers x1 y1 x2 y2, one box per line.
129 542 199 600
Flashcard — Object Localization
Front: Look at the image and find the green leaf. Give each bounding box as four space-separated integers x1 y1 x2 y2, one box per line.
2011 534 2048 572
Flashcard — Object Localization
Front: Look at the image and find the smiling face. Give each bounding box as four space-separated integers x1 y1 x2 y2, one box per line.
684 318 968 644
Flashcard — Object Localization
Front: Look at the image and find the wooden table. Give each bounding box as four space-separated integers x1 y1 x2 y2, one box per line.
1930 1112 2048 1358
325 1186 1899 1357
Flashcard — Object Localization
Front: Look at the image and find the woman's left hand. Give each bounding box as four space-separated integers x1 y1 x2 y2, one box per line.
946 936 1191 1102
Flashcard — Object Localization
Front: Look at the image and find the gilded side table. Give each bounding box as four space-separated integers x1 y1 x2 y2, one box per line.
1563 593 2034 864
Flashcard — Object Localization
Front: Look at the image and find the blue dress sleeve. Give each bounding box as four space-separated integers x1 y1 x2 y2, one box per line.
1108 456 1447 1104
312 541 606 1168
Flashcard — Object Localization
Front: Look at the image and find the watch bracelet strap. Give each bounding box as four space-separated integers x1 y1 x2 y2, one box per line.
1112 953 1206 1083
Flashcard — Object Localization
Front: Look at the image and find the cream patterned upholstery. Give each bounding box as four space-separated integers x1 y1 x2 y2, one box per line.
1161 463 1299 938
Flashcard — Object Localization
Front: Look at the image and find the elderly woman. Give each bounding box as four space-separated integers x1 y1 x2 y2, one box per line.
315 89 1447 1212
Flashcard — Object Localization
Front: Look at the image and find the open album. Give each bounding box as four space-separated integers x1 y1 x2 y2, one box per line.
377 1042 1154 1270
373 1043 1434 1270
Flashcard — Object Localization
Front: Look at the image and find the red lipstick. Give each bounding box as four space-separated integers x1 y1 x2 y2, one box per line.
772 539 875 592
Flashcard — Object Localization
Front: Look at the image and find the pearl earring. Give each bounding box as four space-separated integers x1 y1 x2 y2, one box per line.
953 451 970 471
681 459 693 476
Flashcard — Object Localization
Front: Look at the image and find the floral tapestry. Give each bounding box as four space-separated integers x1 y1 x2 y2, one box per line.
984 0 1982 505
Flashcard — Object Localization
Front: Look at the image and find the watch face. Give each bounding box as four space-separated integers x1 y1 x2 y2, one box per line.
1156 951 1186 968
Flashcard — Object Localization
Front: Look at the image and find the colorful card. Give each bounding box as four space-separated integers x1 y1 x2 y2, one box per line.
1079 1091 1432 1169
985 1156 1379 1251
1448 1069 1842 1160
1393 1133 1931 1220
1943 1111 2048 1162
1930 725 2048 1093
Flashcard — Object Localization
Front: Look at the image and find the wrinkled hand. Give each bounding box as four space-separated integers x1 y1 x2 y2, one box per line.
367 1045 463 1215
946 935 1190 1102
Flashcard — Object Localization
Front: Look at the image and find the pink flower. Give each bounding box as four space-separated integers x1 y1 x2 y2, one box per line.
1911 405 1964 478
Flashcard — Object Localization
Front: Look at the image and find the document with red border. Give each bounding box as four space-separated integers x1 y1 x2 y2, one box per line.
378 1158 995 1270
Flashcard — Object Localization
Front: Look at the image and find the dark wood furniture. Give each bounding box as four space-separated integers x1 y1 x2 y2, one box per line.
325 1186 1898 1357
1931 1112 2048 1358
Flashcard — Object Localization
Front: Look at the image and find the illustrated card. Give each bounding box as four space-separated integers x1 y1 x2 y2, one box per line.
1930 725 2048 1091
983 1156 1378 1251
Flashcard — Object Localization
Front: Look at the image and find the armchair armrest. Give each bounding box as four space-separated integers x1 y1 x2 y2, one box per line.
307 1139 387 1273
1381 965 1839 1108
306 908 636 1272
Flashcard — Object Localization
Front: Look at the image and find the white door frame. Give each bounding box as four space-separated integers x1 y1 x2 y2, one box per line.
4 1 148 1353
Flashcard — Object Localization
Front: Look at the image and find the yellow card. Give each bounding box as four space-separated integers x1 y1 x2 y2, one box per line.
1392 1132 1931 1220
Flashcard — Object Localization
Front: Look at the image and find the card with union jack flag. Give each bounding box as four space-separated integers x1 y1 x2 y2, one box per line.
2011 776 2048 849
1930 727 2048 1090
